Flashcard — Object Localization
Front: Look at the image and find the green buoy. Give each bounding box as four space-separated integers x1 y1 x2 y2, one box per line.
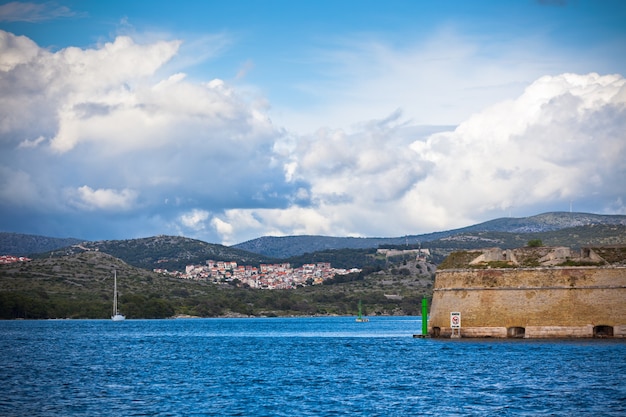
421 297 428 335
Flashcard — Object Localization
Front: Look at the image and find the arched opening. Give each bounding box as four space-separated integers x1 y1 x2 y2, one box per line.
431 327 441 337
593 325 613 338
507 327 525 338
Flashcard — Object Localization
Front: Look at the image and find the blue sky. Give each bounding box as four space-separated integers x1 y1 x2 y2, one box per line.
0 0 625 245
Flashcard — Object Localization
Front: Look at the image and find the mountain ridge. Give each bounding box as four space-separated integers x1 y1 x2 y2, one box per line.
233 212 626 257
31 235 277 272
0 232 83 256
2 212 625 261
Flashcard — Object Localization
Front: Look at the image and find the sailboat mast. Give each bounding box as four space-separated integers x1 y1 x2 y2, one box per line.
111 269 125 321
113 269 117 316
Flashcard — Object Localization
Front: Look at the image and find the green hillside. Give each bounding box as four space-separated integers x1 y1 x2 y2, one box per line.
0 232 82 256
0 251 434 320
32 235 277 271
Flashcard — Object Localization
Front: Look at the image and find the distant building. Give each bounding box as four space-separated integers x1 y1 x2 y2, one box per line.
377 248 430 260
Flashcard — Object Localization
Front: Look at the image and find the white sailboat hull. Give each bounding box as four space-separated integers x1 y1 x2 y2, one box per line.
111 314 125 321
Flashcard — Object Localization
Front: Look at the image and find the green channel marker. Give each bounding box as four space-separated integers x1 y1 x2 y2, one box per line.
421 297 428 336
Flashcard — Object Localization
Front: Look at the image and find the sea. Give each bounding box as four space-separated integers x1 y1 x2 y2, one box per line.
0 317 624 416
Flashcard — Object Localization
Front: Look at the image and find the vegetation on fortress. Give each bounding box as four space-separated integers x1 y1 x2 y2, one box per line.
438 245 626 270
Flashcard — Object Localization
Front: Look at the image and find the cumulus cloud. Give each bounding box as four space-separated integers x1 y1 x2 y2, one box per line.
410 73 626 218
0 30 299 240
0 28 624 244
68 186 138 211
212 72 626 242
0 31 183 151
180 209 210 230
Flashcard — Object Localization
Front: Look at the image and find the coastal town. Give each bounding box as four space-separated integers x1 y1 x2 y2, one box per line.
0 252 360 289
154 261 362 289
151 247 432 289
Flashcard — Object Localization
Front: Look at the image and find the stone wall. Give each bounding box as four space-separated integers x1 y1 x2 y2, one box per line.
429 267 626 338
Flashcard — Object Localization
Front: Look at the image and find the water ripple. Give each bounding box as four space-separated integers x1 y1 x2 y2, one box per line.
0 318 624 416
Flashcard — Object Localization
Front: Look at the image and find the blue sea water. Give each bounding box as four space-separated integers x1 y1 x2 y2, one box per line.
0 317 624 416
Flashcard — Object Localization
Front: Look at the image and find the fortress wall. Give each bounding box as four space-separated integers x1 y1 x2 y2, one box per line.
429 267 626 338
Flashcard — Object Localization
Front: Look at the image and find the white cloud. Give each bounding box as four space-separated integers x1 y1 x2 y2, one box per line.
68 186 138 211
180 209 210 230
211 217 235 241
0 31 182 151
13 34 276 155
0 30 39 71
0 30 299 241
18 135 45 148
212 206 335 246
213 72 626 242
409 73 626 218
0 28 624 245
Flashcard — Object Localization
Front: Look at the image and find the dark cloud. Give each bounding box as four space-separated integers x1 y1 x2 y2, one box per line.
0 2 80 23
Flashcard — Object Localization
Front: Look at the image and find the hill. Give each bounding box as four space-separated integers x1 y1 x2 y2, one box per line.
33 235 277 272
0 251 434 319
4 212 626 269
0 232 83 256
423 224 626 251
2 211 625 320
233 212 626 257
0 251 239 319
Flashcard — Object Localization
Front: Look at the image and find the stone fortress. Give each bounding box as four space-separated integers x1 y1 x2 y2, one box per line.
428 246 626 338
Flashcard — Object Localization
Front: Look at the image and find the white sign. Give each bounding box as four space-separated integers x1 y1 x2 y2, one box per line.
450 312 461 329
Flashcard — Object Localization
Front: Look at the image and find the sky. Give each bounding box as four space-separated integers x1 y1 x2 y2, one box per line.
0 0 625 245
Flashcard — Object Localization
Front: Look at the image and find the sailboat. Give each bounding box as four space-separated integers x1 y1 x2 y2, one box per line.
355 300 369 322
111 269 125 321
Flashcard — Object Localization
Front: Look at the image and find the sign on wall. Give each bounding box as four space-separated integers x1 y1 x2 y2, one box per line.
450 312 461 329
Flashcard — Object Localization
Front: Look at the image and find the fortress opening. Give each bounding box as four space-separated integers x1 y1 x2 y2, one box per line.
431 327 441 337
593 325 613 338
507 327 526 338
